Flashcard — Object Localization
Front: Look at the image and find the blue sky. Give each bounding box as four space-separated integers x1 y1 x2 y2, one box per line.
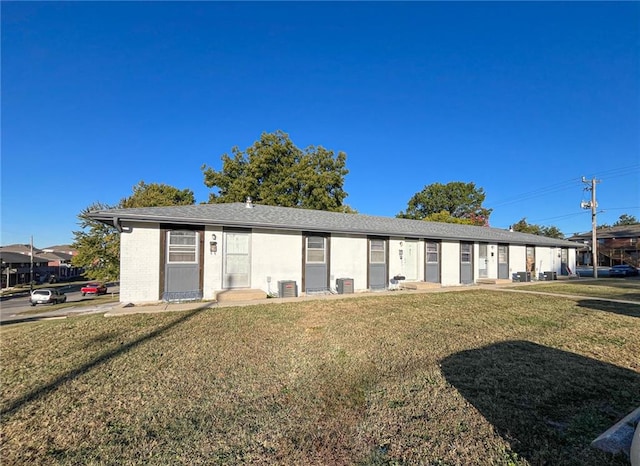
2 2 639 248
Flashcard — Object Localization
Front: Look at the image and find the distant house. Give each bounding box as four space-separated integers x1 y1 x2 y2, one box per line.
0 251 49 287
0 244 82 287
89 200 580 304
568 224 640 267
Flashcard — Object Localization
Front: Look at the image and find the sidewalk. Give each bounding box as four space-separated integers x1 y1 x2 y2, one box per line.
101 278 592 316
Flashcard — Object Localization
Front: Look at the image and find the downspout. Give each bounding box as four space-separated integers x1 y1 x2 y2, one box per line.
113 217 123 233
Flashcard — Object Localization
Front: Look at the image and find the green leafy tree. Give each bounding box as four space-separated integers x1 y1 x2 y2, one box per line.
72 182 196 281
120 181 195 208
398 182 492 226
424 210 477 225
598 214 638 229
72 202 120 282
540 225 564 239
613 214 638 226
511 218 564 238
202 130 354 212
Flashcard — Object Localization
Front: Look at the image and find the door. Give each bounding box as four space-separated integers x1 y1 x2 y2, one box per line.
460 242 474 284
526 246 536 276
165 230 201 300
404 240 419 281
223 231 250 288
425 241 440 283
561 248 569 275
368 238 388 290
479 243 489 278
304 235 328 293
498 244 509 279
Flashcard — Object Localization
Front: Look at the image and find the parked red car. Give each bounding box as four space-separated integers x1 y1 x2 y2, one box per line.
81 282 108 296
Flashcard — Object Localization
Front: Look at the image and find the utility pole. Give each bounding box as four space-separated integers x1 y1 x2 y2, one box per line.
30 236 34 293
581 177 600 278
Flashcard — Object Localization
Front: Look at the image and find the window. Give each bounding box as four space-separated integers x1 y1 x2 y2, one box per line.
306 236 325 263
370 239 385 263
461 243 472 263
498 245 508 263
426 241 439 263
168 231 197 263
224 232 250 287
526 246 535 272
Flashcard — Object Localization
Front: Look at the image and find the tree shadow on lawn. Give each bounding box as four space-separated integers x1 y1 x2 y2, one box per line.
0 306 208 419
441 341 639 465
577 299 640 318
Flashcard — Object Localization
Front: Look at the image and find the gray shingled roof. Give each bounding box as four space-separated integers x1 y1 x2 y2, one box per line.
0 251 50 264
89 202 580 248
568 223 640 240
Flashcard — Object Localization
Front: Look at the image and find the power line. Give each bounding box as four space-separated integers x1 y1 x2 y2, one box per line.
490 178 583 208
489 164 639 208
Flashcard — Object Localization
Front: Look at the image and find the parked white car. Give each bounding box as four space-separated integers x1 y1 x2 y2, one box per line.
29 288 67 306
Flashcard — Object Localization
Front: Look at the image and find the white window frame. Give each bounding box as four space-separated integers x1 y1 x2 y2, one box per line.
426 241 439 263
460 243 472 264
369 239 386 264
306 236 326 264
167 230 198 264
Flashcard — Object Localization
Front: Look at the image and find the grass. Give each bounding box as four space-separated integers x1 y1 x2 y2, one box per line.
1 285 639 465
509 277 640 301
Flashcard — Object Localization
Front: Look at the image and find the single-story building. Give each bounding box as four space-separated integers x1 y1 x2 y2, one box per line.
89 199 580 304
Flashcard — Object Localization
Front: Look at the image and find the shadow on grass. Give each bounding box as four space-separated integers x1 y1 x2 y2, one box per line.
0 305 208 418
577 299 640 318
441 341 639 465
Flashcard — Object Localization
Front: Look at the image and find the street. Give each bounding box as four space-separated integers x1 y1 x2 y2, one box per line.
0 285 120 323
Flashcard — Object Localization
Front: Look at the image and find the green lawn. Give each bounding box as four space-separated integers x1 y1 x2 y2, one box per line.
509 278 640 302
1 286 639 465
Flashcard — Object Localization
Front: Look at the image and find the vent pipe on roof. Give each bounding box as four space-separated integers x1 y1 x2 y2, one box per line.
245 196 254 208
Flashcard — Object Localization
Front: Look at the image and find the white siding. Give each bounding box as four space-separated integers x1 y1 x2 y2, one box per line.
510 245 527 277
388 238 403 282
251 229 302 296
440 240 460 286
536 246 557 276
330 234 368 292
568 248 578 275
202 227 223 300
119 220 581 303
120 222 160 303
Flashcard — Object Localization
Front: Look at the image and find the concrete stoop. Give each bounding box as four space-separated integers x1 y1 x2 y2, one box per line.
477 278 513 285
400 281 442 291
215 289 268 303
591 406 640 462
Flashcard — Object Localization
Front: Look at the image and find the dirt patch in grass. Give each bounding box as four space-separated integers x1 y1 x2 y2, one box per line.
1 289 638 465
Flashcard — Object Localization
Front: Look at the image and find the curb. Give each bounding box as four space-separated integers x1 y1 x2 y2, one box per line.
592 407 640 460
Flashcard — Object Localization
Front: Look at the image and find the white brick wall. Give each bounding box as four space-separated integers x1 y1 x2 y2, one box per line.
119 223 579 302
330 234 368 292
251 229 302 295
120 222 160 303
440 240 460 286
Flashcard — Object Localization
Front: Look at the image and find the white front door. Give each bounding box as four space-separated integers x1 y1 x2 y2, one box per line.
479 243 489 278
404 240 419 281
223 232 250 288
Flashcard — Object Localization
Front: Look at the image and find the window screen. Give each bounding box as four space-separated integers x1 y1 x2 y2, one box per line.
426 242 439 263
168 231 197 263
460 243 472 263
306 236 325 263
370 239 385 263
